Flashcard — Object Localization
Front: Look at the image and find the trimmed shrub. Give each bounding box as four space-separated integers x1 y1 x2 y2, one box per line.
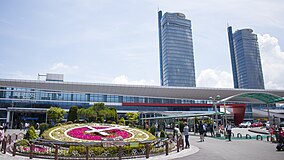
160 130 166 138
55 123 62 127
25 126 38 141
69 146 86 154
16 139 30 147
119 117 125 126
149 126 156 136
67 106 79 122
39 123 50 136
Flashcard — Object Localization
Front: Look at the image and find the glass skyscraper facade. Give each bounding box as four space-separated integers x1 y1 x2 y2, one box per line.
227 26 265 89
158 11 196 87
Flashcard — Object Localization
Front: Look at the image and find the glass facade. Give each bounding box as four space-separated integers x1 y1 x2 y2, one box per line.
0 86 212 111
158 11 196 87
1 78 268 126
228 26 265 89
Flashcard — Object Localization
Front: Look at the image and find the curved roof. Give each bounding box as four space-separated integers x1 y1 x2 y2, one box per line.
221 92 284 104
1 78 284 104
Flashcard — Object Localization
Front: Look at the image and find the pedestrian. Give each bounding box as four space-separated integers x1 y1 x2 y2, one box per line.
3 123 8 132
20 122 23 131
174 124 181 141
199 122 205 142
0 126 4 151
183 123 190 148
226 122 232 141
278 127 284 143
209 123 215 137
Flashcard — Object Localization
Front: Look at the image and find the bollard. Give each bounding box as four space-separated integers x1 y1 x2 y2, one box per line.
266 136 271 141
86 146 89 160
118 146 123 160
29 143 34 159
245 134 251 139
165 141 169 156
54 145 58 160
237 133 242 138
256 135 263 141
13 143 16 156
145 144 150 159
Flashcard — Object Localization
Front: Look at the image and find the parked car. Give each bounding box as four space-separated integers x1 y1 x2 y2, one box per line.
251 122 263 127
239 121 251 128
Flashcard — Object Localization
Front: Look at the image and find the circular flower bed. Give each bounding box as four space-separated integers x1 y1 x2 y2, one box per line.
42 123 155 142
67 126 132 140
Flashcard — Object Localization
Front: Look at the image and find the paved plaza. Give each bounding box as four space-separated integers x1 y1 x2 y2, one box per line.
0 128 283 160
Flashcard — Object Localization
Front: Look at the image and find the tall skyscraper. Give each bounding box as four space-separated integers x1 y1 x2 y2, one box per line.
158 11 196 87
227 26 265 89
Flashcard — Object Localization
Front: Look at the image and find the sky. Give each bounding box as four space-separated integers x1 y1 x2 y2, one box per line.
0 0 284 89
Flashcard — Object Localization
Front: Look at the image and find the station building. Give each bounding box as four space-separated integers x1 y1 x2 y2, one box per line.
1 74 284 128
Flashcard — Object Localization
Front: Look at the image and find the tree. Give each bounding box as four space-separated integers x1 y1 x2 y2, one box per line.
78 107 97 122
67 106 79 122
47 107 66 124
78 103 118 124
126 112 139 126
106 107 118 123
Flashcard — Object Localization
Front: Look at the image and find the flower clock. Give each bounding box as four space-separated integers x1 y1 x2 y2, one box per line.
67 126 132 141
45 123 151 142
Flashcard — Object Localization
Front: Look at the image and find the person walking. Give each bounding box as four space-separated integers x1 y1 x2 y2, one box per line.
174 124 181 141
0 126 4 152
209 123 215 137
199 122 205 142
226 122 232 141
183 123 190 148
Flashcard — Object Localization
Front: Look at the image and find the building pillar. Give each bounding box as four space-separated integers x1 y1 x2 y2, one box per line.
6 110 10 123
11 111 14 128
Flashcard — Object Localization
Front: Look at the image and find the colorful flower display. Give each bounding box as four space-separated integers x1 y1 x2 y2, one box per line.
43 123 153 142
67 126 132 140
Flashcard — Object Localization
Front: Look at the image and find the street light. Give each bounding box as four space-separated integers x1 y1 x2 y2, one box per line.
209 95 221 137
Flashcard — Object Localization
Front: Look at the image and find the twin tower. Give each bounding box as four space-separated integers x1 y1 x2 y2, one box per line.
158 11 265 89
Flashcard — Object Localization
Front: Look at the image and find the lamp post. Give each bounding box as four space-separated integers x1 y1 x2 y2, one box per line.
209 95 221 137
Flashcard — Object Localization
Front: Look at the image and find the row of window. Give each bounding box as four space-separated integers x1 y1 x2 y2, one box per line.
0 87 208 104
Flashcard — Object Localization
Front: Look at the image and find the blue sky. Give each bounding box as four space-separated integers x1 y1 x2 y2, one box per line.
1 0 284 89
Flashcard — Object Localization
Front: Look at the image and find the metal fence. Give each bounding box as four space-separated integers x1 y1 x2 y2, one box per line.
6 135 182 159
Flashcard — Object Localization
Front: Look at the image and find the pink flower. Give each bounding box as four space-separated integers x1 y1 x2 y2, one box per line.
67 126 132 140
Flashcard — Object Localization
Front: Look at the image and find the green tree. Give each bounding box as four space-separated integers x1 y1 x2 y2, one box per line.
126 112 139 126
67 106 79 122
47 107 66 124
25 126 38 141
78 107 97 122
78 103 118 124
106 107 118 123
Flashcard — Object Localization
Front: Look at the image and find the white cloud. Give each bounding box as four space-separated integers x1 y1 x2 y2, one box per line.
49 62 79 74
258 34 284 89
0 71 34 80
112 75 156 86
197 69 233 88
196 34 284 89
